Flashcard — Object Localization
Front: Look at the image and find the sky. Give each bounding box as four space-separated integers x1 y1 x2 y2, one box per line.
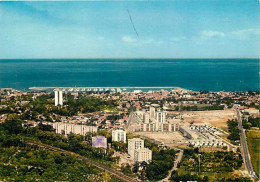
0 0 260 59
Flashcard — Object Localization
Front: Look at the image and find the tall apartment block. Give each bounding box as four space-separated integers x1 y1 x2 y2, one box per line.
128 138 145 158
149 107 156 119
112 129 127 143
54 90 63 106
134 148 152 163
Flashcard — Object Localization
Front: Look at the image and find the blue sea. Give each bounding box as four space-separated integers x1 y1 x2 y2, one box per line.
0 59 259 92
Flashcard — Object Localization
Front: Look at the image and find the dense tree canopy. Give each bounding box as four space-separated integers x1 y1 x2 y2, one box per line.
0 118 121 181
0 147 105 181
227 119 240 144
145 149 176 180
1 94 118 120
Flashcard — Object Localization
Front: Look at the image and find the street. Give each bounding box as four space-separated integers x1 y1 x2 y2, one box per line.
159 149 184 182
234 106 258 180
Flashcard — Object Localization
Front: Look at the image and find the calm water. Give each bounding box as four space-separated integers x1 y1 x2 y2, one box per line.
0 59 259 91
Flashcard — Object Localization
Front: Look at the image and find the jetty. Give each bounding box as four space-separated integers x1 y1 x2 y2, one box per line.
29 86 186 92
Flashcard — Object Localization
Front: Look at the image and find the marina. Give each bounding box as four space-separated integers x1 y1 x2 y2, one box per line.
29 86 186 92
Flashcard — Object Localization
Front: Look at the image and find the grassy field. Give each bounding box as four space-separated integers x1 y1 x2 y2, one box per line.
246 130 260 177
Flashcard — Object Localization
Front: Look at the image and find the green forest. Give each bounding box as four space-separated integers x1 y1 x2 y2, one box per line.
0 147 113 181
0 116 121 181
0 94 118 120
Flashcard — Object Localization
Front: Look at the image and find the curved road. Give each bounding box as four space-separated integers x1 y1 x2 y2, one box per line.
159 149 183 182
25 140 139 182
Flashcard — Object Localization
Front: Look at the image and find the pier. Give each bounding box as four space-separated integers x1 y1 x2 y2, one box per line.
29 86 186 92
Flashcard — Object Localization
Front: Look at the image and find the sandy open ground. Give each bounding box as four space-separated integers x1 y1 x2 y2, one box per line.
135 131 186 144
169 109 236 130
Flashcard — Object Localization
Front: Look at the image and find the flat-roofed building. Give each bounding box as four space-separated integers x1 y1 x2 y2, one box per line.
134 148 152 163
143 112 150 123
156 111 166 123
179 125 198 139
112 129 126 143
139 123 178 132
58 90 63 106
54 90 63 106
149 107 156 119
92 136 107 148
128 138 144 158
138 109 178 132
53 123 97 135
54 90 59 106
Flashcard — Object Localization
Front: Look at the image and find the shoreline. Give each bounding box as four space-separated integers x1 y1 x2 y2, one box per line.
1 58 259 60
1 87 259 93
29 86 187 91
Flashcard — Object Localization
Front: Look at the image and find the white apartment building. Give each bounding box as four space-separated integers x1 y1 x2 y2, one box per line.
149 107 156 119
53 123 97 135
134 148 152 163
55 90 59 106
140 123 179 132
128 138 144 158
112 129 126 143
54 90 63 106
58 91 63 106
137 108 179 132
143 113 150 123
156 111 166 123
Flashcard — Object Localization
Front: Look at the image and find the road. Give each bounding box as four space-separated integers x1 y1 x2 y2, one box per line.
234 107 258 180
25 140 139 182
159 150 184 182
126 111 135 129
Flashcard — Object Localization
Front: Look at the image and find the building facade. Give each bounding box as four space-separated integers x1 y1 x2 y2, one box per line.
54 90 63 106
149 107 156 119
53 123 97 135
179 126 194 139
112 129 127 143
143 113 150 123
58 90 63 106
156 111 166 123
128 138 145 158
137 108 179 132
139 123 179 132
134 148 152 164
55 90 59 106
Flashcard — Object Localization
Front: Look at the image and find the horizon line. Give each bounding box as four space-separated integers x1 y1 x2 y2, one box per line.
0 57 259 60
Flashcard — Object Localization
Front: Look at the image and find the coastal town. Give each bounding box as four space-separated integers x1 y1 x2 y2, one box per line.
0 87 259 181
1 0 259 181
